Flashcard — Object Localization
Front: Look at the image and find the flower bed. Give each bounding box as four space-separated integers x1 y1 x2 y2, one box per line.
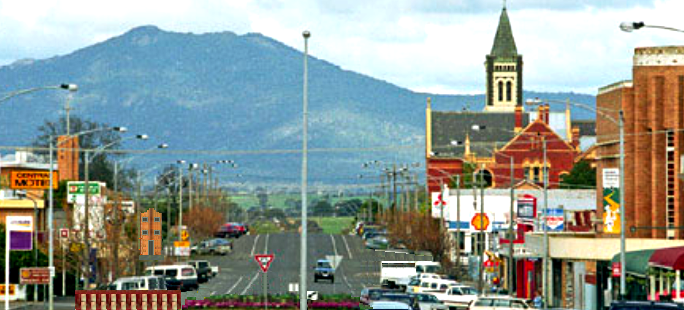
183 294 360 309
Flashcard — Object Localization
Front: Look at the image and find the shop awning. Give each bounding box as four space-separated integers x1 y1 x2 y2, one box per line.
649 246 684 270
611 249 657 277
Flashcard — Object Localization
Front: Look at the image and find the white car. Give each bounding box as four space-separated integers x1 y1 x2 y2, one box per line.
409 293 448 310
370 301 413 310
425 285 478 308
468 296 533 309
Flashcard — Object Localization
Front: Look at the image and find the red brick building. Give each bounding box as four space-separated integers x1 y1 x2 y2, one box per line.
140 208 163 259
596 46 684 239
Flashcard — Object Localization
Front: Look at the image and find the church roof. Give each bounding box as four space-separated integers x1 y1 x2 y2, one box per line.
490 7 518 59
430 111 530 157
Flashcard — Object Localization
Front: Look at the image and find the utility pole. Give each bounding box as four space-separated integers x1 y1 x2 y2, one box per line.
471 164 479 293
508 155 515 296
177 163 184 262
65 92 73 136
82 151 91 290
542 137 549 310
456 175 461 279
299 29 310 310
392 163 397 212
188 167 194 211
479 165 485 295
112 162 120 279
136 170 142 275
619 110 626 300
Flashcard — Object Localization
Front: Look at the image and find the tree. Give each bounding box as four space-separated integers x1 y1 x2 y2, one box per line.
184 206 225 240
561 160 596 189
32 115 136 190
312 200 334 216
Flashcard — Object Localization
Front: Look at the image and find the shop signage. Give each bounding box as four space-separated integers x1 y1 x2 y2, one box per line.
517 195 537 220
20 268 50 285
471 213 490 231
9 170 58 190
545 208 564 231
612 262 621 278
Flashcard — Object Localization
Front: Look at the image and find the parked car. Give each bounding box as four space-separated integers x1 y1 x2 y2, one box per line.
381 261 443 290
370 301 413 310
415 279 459 293
375 293 419 310
215 223 244 238
314 259 335 283
408 293 448 310
109 276 167 290
191 238 233 255
468 296 532 310
424 285 478 308
145 265 199 292
185 260 212 283
609 301 684 310
361 287 396 306
366 235 389 250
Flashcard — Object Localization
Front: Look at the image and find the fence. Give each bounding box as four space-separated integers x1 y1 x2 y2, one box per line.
75 291 181 310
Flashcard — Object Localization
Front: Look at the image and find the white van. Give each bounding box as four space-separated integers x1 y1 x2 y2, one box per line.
145 265 199 291
109 276 167 290
415 279 459 293
380 261 442 289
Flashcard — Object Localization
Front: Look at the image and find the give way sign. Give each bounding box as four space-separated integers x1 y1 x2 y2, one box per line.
254 254 275 273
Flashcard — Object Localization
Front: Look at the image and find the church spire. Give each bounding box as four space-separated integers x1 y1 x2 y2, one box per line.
490 5 518 58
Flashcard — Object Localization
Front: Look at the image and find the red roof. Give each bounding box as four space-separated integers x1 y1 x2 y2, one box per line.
649 246 684 270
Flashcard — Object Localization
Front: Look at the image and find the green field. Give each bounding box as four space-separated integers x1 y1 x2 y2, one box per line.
310 216 355 234
229 193 377 210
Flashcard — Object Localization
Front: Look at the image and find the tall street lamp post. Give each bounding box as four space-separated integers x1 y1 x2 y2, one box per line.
620 21 684 34
300 29 310 310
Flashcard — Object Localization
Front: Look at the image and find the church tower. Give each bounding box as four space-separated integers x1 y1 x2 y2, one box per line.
485 4 523 112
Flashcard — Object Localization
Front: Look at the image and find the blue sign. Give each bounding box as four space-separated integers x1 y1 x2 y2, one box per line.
10 231 32 251
545 208 564 231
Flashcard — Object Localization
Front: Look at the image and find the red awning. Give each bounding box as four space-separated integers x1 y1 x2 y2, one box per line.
649 246 684 270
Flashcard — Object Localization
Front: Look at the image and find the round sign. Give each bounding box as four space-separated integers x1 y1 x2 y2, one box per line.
471 213 490 231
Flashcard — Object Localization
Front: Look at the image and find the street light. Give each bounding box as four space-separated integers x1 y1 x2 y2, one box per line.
620 21 684 33
300 29 310 310
527 97 625 302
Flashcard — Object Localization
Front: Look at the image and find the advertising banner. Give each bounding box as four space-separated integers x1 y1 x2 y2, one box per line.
7 216 33 251
9 170 58 190
545 208 565 231
602 168 620 234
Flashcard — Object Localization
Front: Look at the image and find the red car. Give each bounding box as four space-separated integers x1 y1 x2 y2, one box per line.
214 223 249 238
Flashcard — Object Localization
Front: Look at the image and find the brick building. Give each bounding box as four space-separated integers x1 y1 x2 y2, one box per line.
139 208 163 260
56 135 79 181
596 46 684 239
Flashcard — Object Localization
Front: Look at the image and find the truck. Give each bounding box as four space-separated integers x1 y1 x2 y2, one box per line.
423 285 478 310
380 261 442 290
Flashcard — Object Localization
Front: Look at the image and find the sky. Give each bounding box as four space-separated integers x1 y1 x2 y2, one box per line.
0 0 682 95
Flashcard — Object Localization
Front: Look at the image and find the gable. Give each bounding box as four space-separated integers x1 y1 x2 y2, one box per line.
499 119 578 153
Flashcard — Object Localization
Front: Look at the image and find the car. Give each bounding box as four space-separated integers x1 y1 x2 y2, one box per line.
215 223 244 238
191 238 233 255
145 265 199 292
185 260 213 283
361 287 397 305
609 301 684 309
468 296 532 310
370 301 413 310
314 259 335 283
375 293 419 310
408 293 448 310
109 276 167 290
366 235 390 250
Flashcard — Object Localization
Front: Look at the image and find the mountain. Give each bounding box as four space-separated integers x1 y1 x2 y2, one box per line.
0 26 596 187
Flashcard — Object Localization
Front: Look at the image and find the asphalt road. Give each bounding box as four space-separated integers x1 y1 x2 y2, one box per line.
180 232 397 306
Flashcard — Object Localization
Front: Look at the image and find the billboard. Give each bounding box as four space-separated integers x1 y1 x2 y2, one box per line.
602 168 620 234
9 170 58 190
7 216 33 251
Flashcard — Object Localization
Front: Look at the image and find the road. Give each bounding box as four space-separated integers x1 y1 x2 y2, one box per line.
180 232 418 305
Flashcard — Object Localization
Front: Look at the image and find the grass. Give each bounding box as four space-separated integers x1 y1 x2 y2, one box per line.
310 216 355 234
251 220 282 234
229 194 372 210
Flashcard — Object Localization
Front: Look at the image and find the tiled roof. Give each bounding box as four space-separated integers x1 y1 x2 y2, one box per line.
490 8 518 59
431 111 529 157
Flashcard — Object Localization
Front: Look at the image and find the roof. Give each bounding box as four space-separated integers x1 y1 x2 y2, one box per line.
611 248 657 277
649 246 684 270
430 111 529 157
490 8 518 59
572 120 596 136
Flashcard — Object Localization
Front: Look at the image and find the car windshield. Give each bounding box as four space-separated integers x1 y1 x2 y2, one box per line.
460 287 478 295
317 261 332 268
214 239 230 245
369 290 386 300
380 295 412 305
182 268 194 276
199 262 209 268
166 270 178 277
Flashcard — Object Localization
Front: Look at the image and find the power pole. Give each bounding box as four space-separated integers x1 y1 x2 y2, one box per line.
456 174 461 279
542 137 549 310
83 151 91 290
479 165 485 295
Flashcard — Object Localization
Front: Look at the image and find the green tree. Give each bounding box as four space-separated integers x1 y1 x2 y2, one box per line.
561 160 596 189
449 162 483 189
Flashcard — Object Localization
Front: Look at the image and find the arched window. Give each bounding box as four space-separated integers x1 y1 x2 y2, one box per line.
506 81 512 102
498 81 504 102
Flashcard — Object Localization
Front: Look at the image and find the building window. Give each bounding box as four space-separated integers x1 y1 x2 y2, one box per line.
154 230 160 235
142 230 148 235
506 81 512 102
154 217 160 222
142 217 148 222
533 167 540 182
524 167 531 180
498 81 504 101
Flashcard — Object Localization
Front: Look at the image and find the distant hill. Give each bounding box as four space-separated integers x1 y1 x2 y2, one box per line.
0 26 596 186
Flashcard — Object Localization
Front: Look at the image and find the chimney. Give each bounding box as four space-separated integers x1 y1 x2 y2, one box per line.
572 126 580 150
537 105 545 124
514 105 523 133
545 105 551 124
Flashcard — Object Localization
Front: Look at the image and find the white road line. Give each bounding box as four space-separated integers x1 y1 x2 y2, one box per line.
330 234 339 257
226 276 243 294
342 275 353 290
250 235 261 256
240 272 261 295
265 234 269 253
341 235 353 259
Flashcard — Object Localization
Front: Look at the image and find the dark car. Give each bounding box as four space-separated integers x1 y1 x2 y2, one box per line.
314 259 335 283
360 287 396 305
376 293 419 310
187 260 212 283
163 276 182 291
609 301 684 310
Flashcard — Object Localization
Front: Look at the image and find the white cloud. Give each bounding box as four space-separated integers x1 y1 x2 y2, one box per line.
0 0 680 95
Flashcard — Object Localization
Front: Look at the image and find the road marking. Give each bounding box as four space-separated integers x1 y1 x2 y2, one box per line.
240 271 261 295
341 235 353 259
330 234 339 257
343 275 353 290
250 234 261 256
265 233 269 253
226 276 244 294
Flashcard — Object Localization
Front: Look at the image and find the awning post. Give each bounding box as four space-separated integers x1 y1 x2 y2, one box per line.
651 275 656 300
677 270 681 299
660 271 664 296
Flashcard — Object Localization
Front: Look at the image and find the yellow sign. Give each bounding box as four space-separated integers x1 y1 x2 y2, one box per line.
0 284 16 295
181 230 189 241
10 170 59 190
174 241 190 247
471 213 490 231
70 243 84 253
